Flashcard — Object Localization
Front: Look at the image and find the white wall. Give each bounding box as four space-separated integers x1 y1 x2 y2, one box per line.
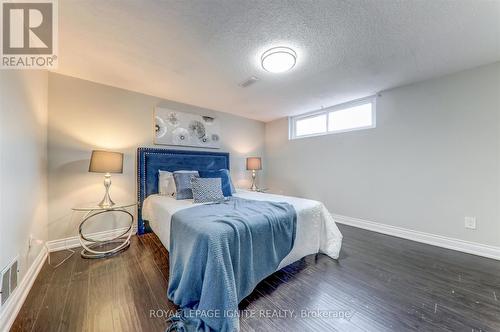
0 70 48 297
48 73 265 240
265 62 500 247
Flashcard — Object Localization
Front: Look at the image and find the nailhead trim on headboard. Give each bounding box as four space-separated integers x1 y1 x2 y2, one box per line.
136 147 230 235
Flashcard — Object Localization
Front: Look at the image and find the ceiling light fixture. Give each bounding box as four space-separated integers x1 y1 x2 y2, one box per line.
261 47 297 73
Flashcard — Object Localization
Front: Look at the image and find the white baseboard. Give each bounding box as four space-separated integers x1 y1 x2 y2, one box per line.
46 226 138 252
0 247 48 332
333 214 500 261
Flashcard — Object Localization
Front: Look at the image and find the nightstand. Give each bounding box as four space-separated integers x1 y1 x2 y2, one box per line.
72 203 136 259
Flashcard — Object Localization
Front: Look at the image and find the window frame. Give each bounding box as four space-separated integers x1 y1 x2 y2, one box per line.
289 95 377 140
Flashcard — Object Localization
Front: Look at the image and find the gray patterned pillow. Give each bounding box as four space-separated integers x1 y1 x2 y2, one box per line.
191 177 225 203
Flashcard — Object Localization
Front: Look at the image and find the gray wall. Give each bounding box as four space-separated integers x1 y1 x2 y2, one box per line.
48 73 265 240
265 62 500 247
0 70 48 290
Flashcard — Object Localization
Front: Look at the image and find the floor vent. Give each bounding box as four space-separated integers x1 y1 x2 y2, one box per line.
0 258 18 306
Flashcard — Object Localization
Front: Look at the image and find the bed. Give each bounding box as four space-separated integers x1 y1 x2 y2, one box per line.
137 148 343 331
143 190 342 269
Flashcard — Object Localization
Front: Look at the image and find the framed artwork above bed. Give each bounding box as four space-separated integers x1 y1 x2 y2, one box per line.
154 107 221 149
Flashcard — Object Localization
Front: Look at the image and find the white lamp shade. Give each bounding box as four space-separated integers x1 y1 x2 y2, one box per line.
89 150 124 174
246 157 262 171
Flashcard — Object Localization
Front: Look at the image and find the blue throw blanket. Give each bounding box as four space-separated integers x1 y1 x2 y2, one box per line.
167 197 297 332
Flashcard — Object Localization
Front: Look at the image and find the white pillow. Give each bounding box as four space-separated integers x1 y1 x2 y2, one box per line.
158 170 176 197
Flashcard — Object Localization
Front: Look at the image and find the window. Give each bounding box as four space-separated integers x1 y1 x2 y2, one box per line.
295 114 327 137
328 103 373 132
289 96 376 139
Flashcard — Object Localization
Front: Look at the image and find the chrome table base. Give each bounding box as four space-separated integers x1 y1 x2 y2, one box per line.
78 208 134 259
80 239 131 259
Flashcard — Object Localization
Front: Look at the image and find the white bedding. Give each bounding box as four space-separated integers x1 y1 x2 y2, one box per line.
142 190 342 269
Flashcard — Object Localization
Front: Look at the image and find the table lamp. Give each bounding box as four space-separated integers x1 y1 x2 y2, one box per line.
89 150 124 208
246 157 262 191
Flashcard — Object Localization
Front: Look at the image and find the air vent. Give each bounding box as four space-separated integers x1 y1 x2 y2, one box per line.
239 76 259 88
10 261 18 292
1 269 9 306
1 258 18 306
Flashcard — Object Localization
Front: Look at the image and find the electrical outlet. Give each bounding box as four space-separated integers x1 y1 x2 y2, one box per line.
465 217 477 230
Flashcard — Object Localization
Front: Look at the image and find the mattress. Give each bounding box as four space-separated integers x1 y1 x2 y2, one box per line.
142 190 343 269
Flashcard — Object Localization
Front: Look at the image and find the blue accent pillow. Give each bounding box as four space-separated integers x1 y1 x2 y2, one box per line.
221 169 236 194
173 171 199 200
191 177 225 203
198 169 233 197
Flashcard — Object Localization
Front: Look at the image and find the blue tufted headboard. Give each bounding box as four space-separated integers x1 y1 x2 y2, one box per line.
137 147 230 234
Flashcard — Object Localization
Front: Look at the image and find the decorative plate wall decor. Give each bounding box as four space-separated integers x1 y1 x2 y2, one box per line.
154 107 221 149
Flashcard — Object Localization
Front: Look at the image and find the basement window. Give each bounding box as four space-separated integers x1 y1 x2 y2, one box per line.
289 96 376 140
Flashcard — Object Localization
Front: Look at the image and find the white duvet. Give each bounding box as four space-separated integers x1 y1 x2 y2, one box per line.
142 190 343 269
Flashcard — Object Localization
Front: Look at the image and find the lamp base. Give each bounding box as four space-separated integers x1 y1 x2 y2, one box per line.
99 173 115 208
98 195 115 208
250 170 259 191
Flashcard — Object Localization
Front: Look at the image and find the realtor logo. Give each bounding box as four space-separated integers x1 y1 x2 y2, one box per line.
1 0 58 69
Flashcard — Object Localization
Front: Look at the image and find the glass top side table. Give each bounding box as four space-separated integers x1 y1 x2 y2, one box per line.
72 203 136 259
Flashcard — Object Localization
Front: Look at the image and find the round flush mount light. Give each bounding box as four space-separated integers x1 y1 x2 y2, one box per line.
261 47 297 73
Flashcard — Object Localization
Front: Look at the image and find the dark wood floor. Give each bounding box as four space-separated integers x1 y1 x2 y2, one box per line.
11 224 500 332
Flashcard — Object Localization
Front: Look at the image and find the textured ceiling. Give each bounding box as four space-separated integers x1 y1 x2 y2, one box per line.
55 0 500 122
